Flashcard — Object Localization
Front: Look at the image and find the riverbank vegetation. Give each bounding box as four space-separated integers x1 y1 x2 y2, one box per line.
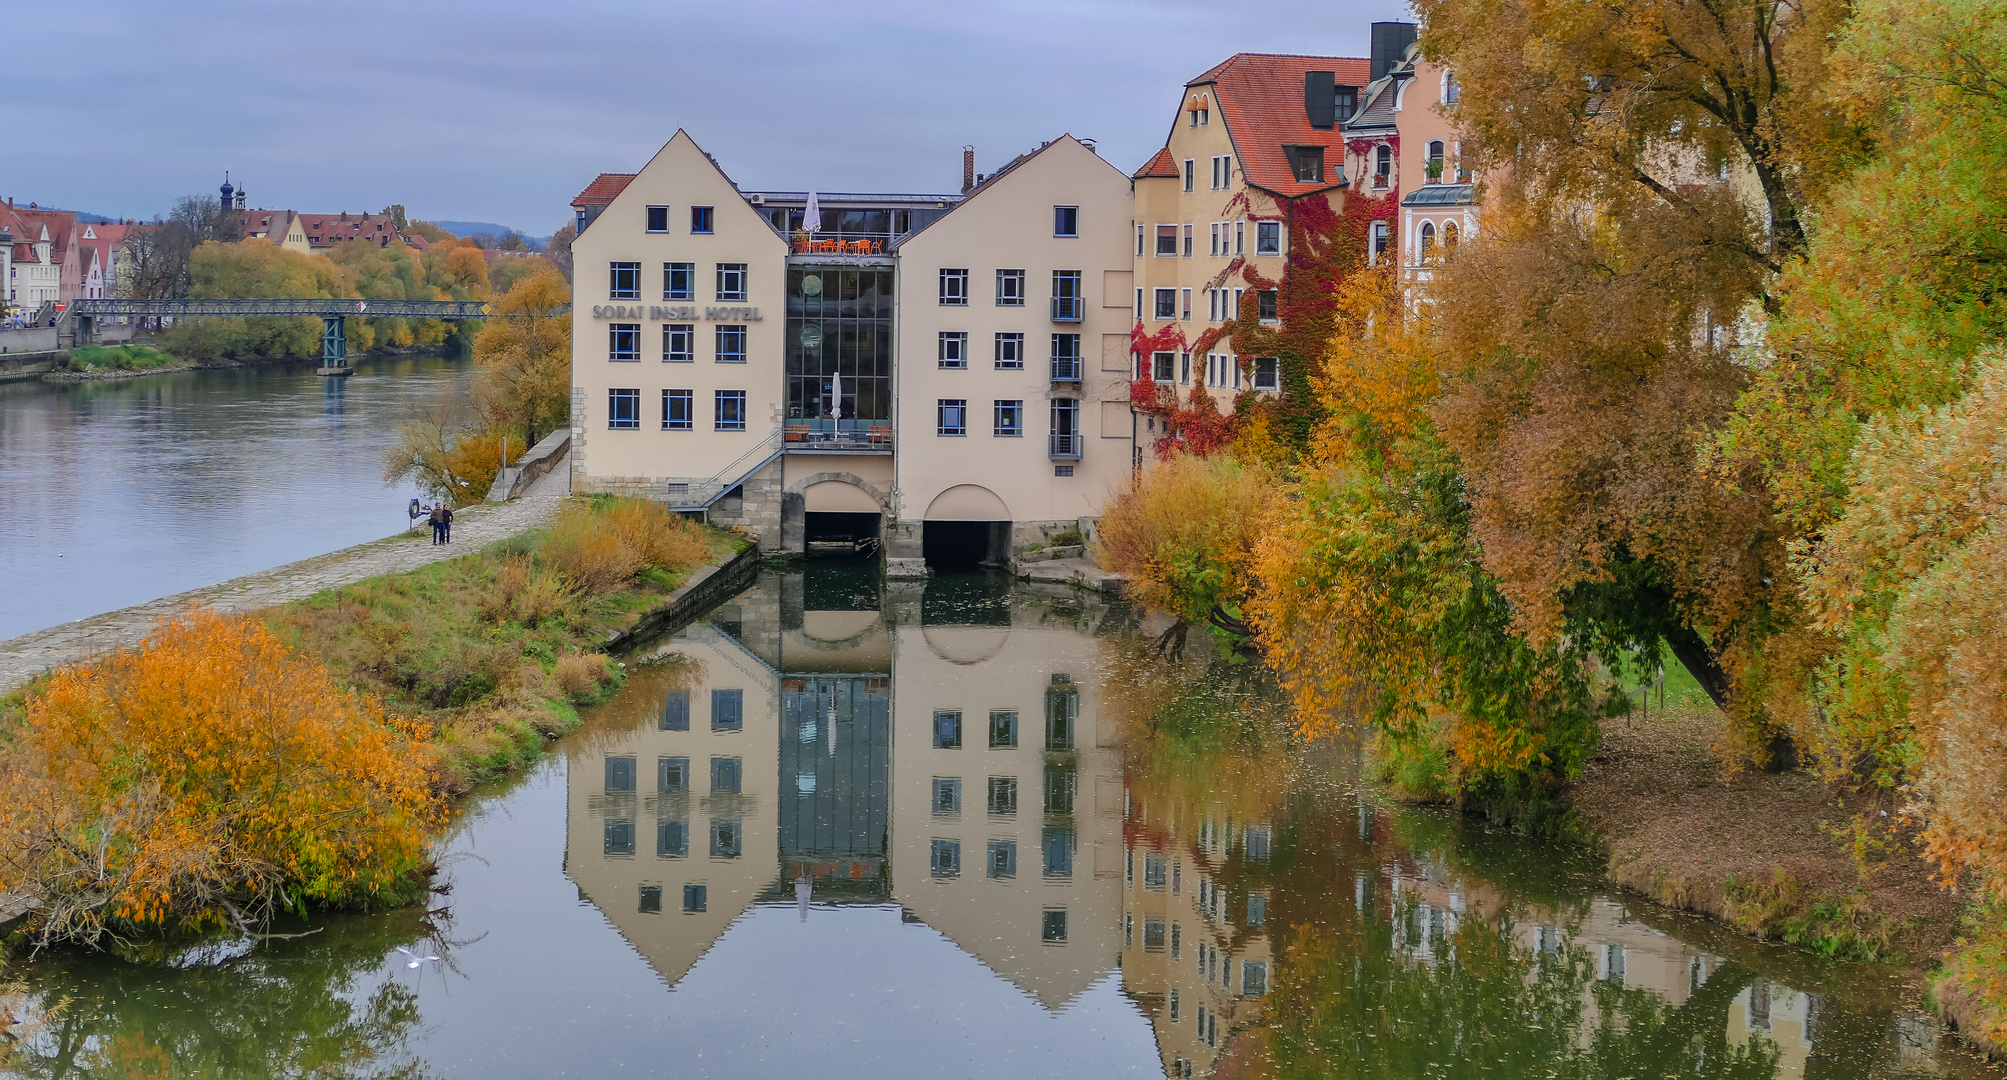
51 344 182 378
1097 0 2007 1048
264 496 729 794
0 497 733 947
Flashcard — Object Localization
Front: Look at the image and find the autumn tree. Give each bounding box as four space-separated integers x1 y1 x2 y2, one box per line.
472 263 572 447
0 608 441 947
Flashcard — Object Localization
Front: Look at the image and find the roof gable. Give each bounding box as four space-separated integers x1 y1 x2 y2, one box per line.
1132 146 1179 180
1200 53 1372 198
572 173 637 208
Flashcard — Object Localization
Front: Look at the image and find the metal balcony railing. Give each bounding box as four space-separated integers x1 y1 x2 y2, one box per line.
1050 356 1082 381
1048 434 1083 459
1050 296 1084 322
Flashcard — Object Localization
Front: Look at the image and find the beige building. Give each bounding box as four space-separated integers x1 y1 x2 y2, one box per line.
566 132 1134 573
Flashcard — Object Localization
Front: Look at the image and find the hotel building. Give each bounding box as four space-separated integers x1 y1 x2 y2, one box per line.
567 132 1134 574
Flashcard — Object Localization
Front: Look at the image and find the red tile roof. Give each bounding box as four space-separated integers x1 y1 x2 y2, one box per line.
1131 147 1180 180
572 173 637 207
1196 53 1372 198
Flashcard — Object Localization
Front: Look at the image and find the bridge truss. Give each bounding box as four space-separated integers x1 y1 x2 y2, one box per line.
65 298 526 375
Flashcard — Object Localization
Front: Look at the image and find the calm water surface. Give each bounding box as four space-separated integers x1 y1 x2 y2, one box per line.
0 353 474 640
8 567 2001 1079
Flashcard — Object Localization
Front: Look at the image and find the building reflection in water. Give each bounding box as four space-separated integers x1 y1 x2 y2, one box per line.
563 565 1126 1012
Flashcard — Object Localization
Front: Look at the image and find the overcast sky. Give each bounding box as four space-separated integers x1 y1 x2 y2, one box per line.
12 0 1411 235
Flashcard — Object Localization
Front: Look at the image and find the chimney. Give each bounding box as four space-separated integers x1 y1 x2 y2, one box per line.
962 146 975 194
1305 71 1336 129
1080 138 1098 155
1371 22 1418 83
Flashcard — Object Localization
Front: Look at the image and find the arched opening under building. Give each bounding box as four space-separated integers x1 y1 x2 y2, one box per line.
803 480 881 558
922 485 1011 571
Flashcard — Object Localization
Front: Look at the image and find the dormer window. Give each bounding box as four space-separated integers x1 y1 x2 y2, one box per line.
1335 85 1358 122
1284 146 1325 184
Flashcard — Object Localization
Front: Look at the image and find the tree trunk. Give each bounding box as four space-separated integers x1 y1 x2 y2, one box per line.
1664 625 1733 711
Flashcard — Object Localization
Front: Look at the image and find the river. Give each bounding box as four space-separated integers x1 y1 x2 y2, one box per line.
5 566 1999 1079
0 353 475 641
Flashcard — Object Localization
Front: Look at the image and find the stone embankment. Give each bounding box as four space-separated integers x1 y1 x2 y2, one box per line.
0 459 572 695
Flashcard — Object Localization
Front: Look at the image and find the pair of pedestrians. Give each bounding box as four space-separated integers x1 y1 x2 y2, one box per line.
428 503 454 545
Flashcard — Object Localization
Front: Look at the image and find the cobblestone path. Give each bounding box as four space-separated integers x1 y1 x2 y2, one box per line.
0 492 565 694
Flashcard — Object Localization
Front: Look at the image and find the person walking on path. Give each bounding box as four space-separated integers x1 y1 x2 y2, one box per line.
440 504 454 544
428 503 445 545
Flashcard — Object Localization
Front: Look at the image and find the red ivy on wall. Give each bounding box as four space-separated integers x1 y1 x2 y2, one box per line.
1128 178 1400 460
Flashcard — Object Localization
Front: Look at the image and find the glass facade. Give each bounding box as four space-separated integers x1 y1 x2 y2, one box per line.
787 266 894 432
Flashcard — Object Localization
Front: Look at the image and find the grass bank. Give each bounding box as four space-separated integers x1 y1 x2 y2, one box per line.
262 495 743 794
44 344 188 381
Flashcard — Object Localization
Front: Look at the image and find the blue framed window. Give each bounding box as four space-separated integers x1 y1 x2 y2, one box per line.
933 709 961 748
663 389 693 431
657 755 689 793
711 688 743 731
657 819 688 857
604 756 636 792
994 399 1022 437
1043 827 1074 878
710 756 742 794
715 390 746 431
690 206 714 234
937 399 967 436
932 777 962 816
660 689 689 730
645 206 669 233
938 331 968 368
608 388 640 429
683 884 707 912
609 262 640 299
716 324 746 363
995 332 1023 369
710 819 741 858
931 839 961 878
988 840 1017 878
1042 908 1068 943
603 819 635 857
938 268 968 305
663 323 694 362
665 262 694 300
609 323 641 361
1053 206 1078 237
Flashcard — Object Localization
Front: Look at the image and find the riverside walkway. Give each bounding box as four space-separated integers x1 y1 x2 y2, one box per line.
0 462 572 694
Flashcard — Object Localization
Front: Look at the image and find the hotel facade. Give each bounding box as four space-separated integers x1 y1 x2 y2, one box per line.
567 23 1477 570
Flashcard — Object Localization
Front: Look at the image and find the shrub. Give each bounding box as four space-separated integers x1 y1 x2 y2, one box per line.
553 653 615 702
1095 452 1279 636
0 608 441 947
537 497 708 596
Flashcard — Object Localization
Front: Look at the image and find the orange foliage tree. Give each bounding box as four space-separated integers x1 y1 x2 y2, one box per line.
0 608 442 947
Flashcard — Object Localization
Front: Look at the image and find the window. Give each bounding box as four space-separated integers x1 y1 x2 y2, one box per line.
1169 989 1182 1023
1444 220 1460 249
1425 140 1446 184
1234 220 1245 255
715 263 746 301
660 692 690 731
1374 144 1392 186
605 755 637 792
1254 357 1280 391
1257 290 1279 322
662 323 693 363
658 755 689 792
1209 222 1222 256
1042 828 1074 878
1171 923 1183 958
683 884 708 913
715 325 746 363
1052 333 1081 379
994 332 1024 369
1053 206 1078 237
645 206 668 233
1135 287 1144 319
934 708 962 747
1153 288 1177 320
1371 220 1391 264
1183 158 1195 192
1256 221 1282 256
603 819 635 856
1051 269 1082 319
608 388 640 429
1179 352 1191 385
1042 908 1068 944
1248 892 1267 927
1181 288 1192 321
690 206 714 233
610 262 640 299
939 268 969 305
1444 70 1461 104
1152 351 1176 383
1135 223 1145 257
711 688 743 731
1211 155 1233 189
932 777 962 816
931 839 961 878
1182 224 1194 257
1420 221 1437 258
995 268 1025 306
1242 960 1269 996
1145 854 1167 889
989 710 1018 747
988 840 1017 878
664 262 694 300
609 323 641 362
710 819 741 858
1337 84 1358 118
657 818 688 857
639 884 662 913
1050 398 1079 458
714 390 746 430
1155 224 1179 257
936 399 967 437
1044 764 1076 814
929 330 968 369
661 388 694 429
710 756 742 794
1144 918 1167 951
994 399 1022 437
1286 145 1326 183
988 776 1018 815
1055 465 1073 477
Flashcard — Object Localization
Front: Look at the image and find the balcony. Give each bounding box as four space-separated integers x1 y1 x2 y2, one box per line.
1050 296 1084 322
783 419 893 452
1048 434 1083 460
1050 356 1082 382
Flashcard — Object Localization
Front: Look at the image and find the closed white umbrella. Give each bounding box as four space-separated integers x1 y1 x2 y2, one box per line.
804 190 822 235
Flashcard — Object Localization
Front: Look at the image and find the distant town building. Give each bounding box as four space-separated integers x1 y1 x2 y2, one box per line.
2 199 79 314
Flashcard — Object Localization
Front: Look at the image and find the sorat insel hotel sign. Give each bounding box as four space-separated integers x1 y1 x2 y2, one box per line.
589 305 765 321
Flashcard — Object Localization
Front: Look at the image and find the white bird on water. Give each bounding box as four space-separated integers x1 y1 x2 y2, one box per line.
393 946 440 969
